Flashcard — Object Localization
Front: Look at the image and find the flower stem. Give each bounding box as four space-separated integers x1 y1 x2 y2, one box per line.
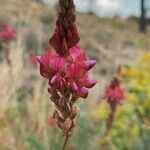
62 135 69 150
105 102 117 134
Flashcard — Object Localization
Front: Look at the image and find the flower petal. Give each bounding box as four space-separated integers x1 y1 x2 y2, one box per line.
80 77 97 88
70 81 78 92
50 73 62 85
68 45 86 62
81 60 97 70
50 56 67 73
77 87 88 98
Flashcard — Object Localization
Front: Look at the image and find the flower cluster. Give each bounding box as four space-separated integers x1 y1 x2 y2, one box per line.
103 76 125 133
37 0 97 136
38 46 96 98
104 76 125 104
38 45 96 135
0 24 16 43
0 24 16 66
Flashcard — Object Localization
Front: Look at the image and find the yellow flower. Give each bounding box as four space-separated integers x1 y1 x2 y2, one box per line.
99 134 111 145
92 102 108 119
127 66 139 78
130 125 139 137
117 104 132 116
139 51 150 65
137 105 145 116
119 67 129 78
120 66 139 78
127 93 137 103
143 99 150 108
133 73 149 87
147 88 150 97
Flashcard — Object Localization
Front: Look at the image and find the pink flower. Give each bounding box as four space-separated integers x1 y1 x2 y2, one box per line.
0 24 16 42
67 45 86 62
47 117 57 126
37 46 97 99
37 49 67 80
29 54 38 65
67 45 97 70
36 0 97 136
104 77 125 103
67 46 97 98
67 64 96 98
105 85 124 101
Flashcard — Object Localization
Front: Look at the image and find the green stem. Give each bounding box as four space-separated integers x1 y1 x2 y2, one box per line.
62 135 69 150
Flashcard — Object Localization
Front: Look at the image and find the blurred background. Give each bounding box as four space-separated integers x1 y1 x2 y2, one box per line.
0 0 150 149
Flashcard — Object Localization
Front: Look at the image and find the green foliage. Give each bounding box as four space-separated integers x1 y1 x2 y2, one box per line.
25 31 39 52
0 43 3 51
73 116 96 150
25 135 46 150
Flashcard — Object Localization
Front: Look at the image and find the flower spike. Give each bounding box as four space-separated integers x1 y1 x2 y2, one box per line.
36 0 97 149
49 0 80 56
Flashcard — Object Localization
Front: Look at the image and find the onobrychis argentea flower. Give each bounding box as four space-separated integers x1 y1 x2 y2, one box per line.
104 76 125 103
38 45 96 99
36 0 97 139
0 24 16 66
103 76 125 133
0 24 16 43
